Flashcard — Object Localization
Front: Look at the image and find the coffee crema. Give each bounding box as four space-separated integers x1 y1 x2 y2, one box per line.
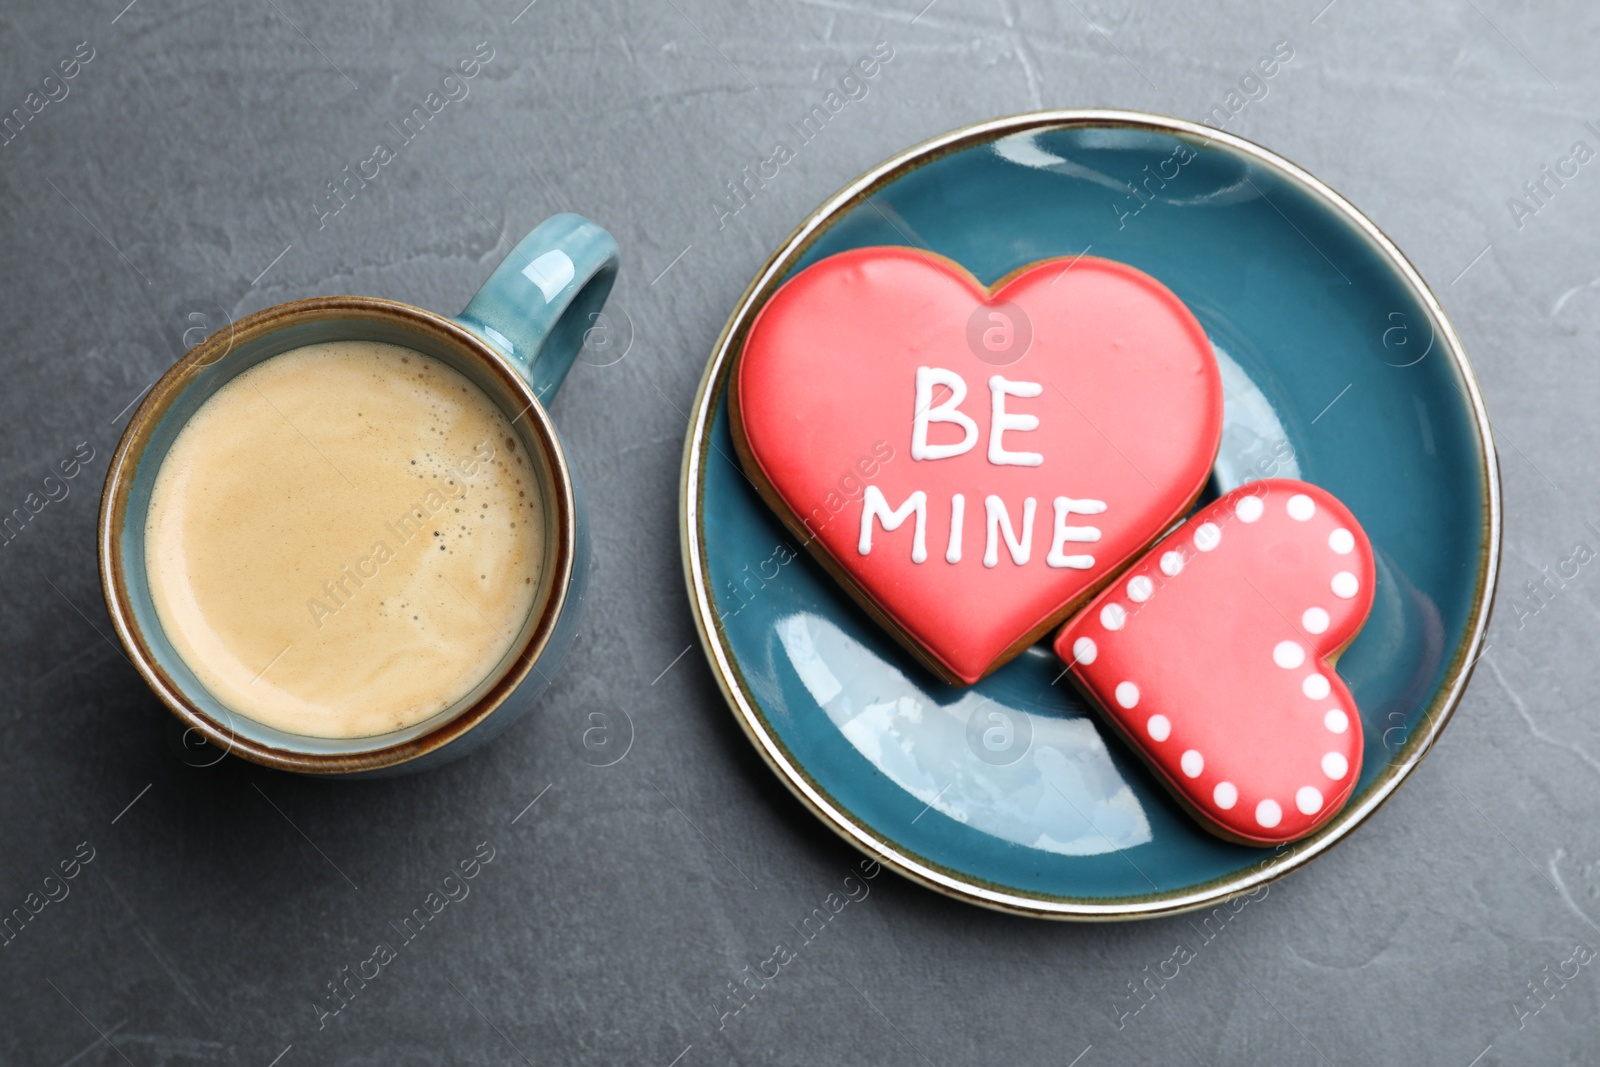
144 340 544 738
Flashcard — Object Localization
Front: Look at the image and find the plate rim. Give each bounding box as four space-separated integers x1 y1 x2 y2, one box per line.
677 108 1503 920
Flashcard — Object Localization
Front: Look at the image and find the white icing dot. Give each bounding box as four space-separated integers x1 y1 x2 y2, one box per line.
1193 523 1222 552
1236 496 1264 523
1214 781 1237 809
1100 603 1126 631
1302 674 1331 700
1329 527 1355 555
1274 640 1306 669
1146 714 1171 742
1296 786 1324 815
1322 752 1349 780
1115 681 1140 709
1302 607 1330 634
1072 636 1097 665
1127 575 1153 602
1287 494 1316 521
1181 749 1204 778
1324 708 1349 734
1256 799 1283 828
1332 571 1359 599
1160 551 1185 577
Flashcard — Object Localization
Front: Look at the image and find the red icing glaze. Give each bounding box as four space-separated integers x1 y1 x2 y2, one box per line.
1053 479 1376 846
733 246 1222 684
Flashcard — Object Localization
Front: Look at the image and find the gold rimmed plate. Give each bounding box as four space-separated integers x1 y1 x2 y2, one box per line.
679 111 1499 919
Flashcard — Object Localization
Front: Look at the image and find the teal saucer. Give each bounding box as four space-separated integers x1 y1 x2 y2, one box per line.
679 111 1499 919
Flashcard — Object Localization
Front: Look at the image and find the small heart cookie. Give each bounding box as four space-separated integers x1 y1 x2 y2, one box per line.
1053 479 1375 846
731 246 1223 685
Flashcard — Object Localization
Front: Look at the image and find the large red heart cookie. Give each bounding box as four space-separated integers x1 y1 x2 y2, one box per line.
1053 479 1376 845
730 246 1223 684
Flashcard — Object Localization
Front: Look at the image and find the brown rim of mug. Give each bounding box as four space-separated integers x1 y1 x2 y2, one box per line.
97 295 578 775
678 109 1502 920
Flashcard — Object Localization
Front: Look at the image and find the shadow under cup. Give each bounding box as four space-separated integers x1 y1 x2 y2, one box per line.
100 297 586 775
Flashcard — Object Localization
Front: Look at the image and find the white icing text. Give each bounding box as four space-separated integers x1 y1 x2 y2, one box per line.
858 366 1107 567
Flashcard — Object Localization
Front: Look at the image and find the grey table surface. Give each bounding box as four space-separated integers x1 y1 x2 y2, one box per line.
0 0 1593 1063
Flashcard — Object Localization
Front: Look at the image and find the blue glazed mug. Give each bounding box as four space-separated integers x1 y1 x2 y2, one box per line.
98 214 619 775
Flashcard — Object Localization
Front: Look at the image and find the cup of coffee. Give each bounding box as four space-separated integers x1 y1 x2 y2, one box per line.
99 214 618 775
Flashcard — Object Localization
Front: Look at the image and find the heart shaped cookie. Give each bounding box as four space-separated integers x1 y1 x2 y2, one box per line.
730 246 1223 684
1053 479 1376 845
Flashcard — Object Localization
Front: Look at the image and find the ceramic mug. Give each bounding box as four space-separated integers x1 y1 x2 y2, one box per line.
99 214 619 775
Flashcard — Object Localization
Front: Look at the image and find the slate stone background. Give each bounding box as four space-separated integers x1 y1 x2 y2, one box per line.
0 0 1595 1063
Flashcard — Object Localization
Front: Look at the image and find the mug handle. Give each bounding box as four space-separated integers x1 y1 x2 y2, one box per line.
454 213 620 401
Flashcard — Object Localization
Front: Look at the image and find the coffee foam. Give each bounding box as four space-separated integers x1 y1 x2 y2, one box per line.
145 340 544 738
